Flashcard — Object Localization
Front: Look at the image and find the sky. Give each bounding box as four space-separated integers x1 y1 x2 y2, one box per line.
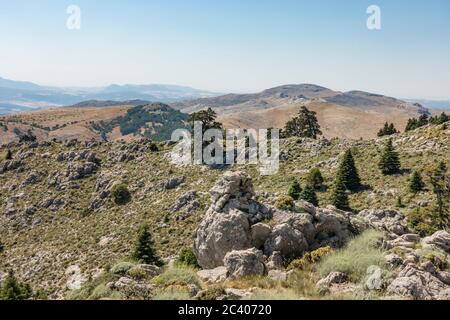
0 0 449 99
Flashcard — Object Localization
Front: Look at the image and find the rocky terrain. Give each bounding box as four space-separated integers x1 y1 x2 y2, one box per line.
0 120 449 300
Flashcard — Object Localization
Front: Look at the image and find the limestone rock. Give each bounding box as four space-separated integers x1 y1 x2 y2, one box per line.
421 231 450 253
224 248 266 279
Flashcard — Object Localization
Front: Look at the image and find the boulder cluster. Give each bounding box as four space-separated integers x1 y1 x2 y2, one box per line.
193 171 359 280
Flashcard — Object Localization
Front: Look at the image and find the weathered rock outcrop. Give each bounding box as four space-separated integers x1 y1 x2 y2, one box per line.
224 248 266 279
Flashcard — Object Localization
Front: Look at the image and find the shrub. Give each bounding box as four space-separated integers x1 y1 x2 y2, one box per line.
132 224 164 266
288 180 302 200
110 261 136 275
111 183 131 205
89 283 113 300
196 285 226 300
153 286 192 300
306 168 324 190
176 247 200 268
318 230 385 282
274 195 294 210
152 266 200 287
3 149 12 160
127 265 148 280
288 247 332 271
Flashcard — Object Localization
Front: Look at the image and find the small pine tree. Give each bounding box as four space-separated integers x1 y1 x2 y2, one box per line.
337 149 361 191
283 106 322 139
300 185 319 207
378 139 401 175
132 225 163 266
306 168 324 190
0 271 32 300
288 180 302 200
331 177 349 210
409 171 425 193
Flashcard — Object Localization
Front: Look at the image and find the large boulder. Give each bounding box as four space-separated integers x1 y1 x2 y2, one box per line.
251 223 272 249
421 231 450 253
264 223 308 260
224 248 266 279
194 209 252 269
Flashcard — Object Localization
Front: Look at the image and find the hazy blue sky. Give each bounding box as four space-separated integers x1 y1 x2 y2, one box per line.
1 0 449 99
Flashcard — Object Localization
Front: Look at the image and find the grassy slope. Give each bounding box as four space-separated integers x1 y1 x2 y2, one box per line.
0 122 448 297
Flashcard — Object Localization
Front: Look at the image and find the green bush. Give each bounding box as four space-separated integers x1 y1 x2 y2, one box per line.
318 230 385 281
88 283 113 300
110 261 136 275
274 195 295 210
153 287 192 300
196 285 225 300
152 266 200 287
177 247 200 268
2 149 12 161
111 183 131 205
288 247 332 271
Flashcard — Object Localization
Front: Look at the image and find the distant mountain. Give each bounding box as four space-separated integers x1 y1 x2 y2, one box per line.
174 84 430 139
405 99 450 110
0 76 219 114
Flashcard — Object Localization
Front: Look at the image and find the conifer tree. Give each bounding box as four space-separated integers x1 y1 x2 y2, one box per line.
409 171 425 193
0 271 32 300
306 168 324 190
132 224 163 266
288 180 302 200
283 106 322 139
336 149 361 191
378 139 401 175
331 177 349 210
300 185 319 207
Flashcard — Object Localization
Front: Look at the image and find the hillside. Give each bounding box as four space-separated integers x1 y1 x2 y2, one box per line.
0 103 188 145
0 120 448 299
174 84 429 139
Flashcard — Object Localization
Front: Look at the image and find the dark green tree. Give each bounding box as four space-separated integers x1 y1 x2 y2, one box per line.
336 149 361 191
330 178 350 210
288 180 302 200
300 185 319 207
428 162 449 229
283 106 322 139
418 114 429 127
405 118 419 131
0 271 32 300
306 168 324 190
409 171 425 193
132 225 163 266
188 107 223 134
377 122 398 137
378 139 401 175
